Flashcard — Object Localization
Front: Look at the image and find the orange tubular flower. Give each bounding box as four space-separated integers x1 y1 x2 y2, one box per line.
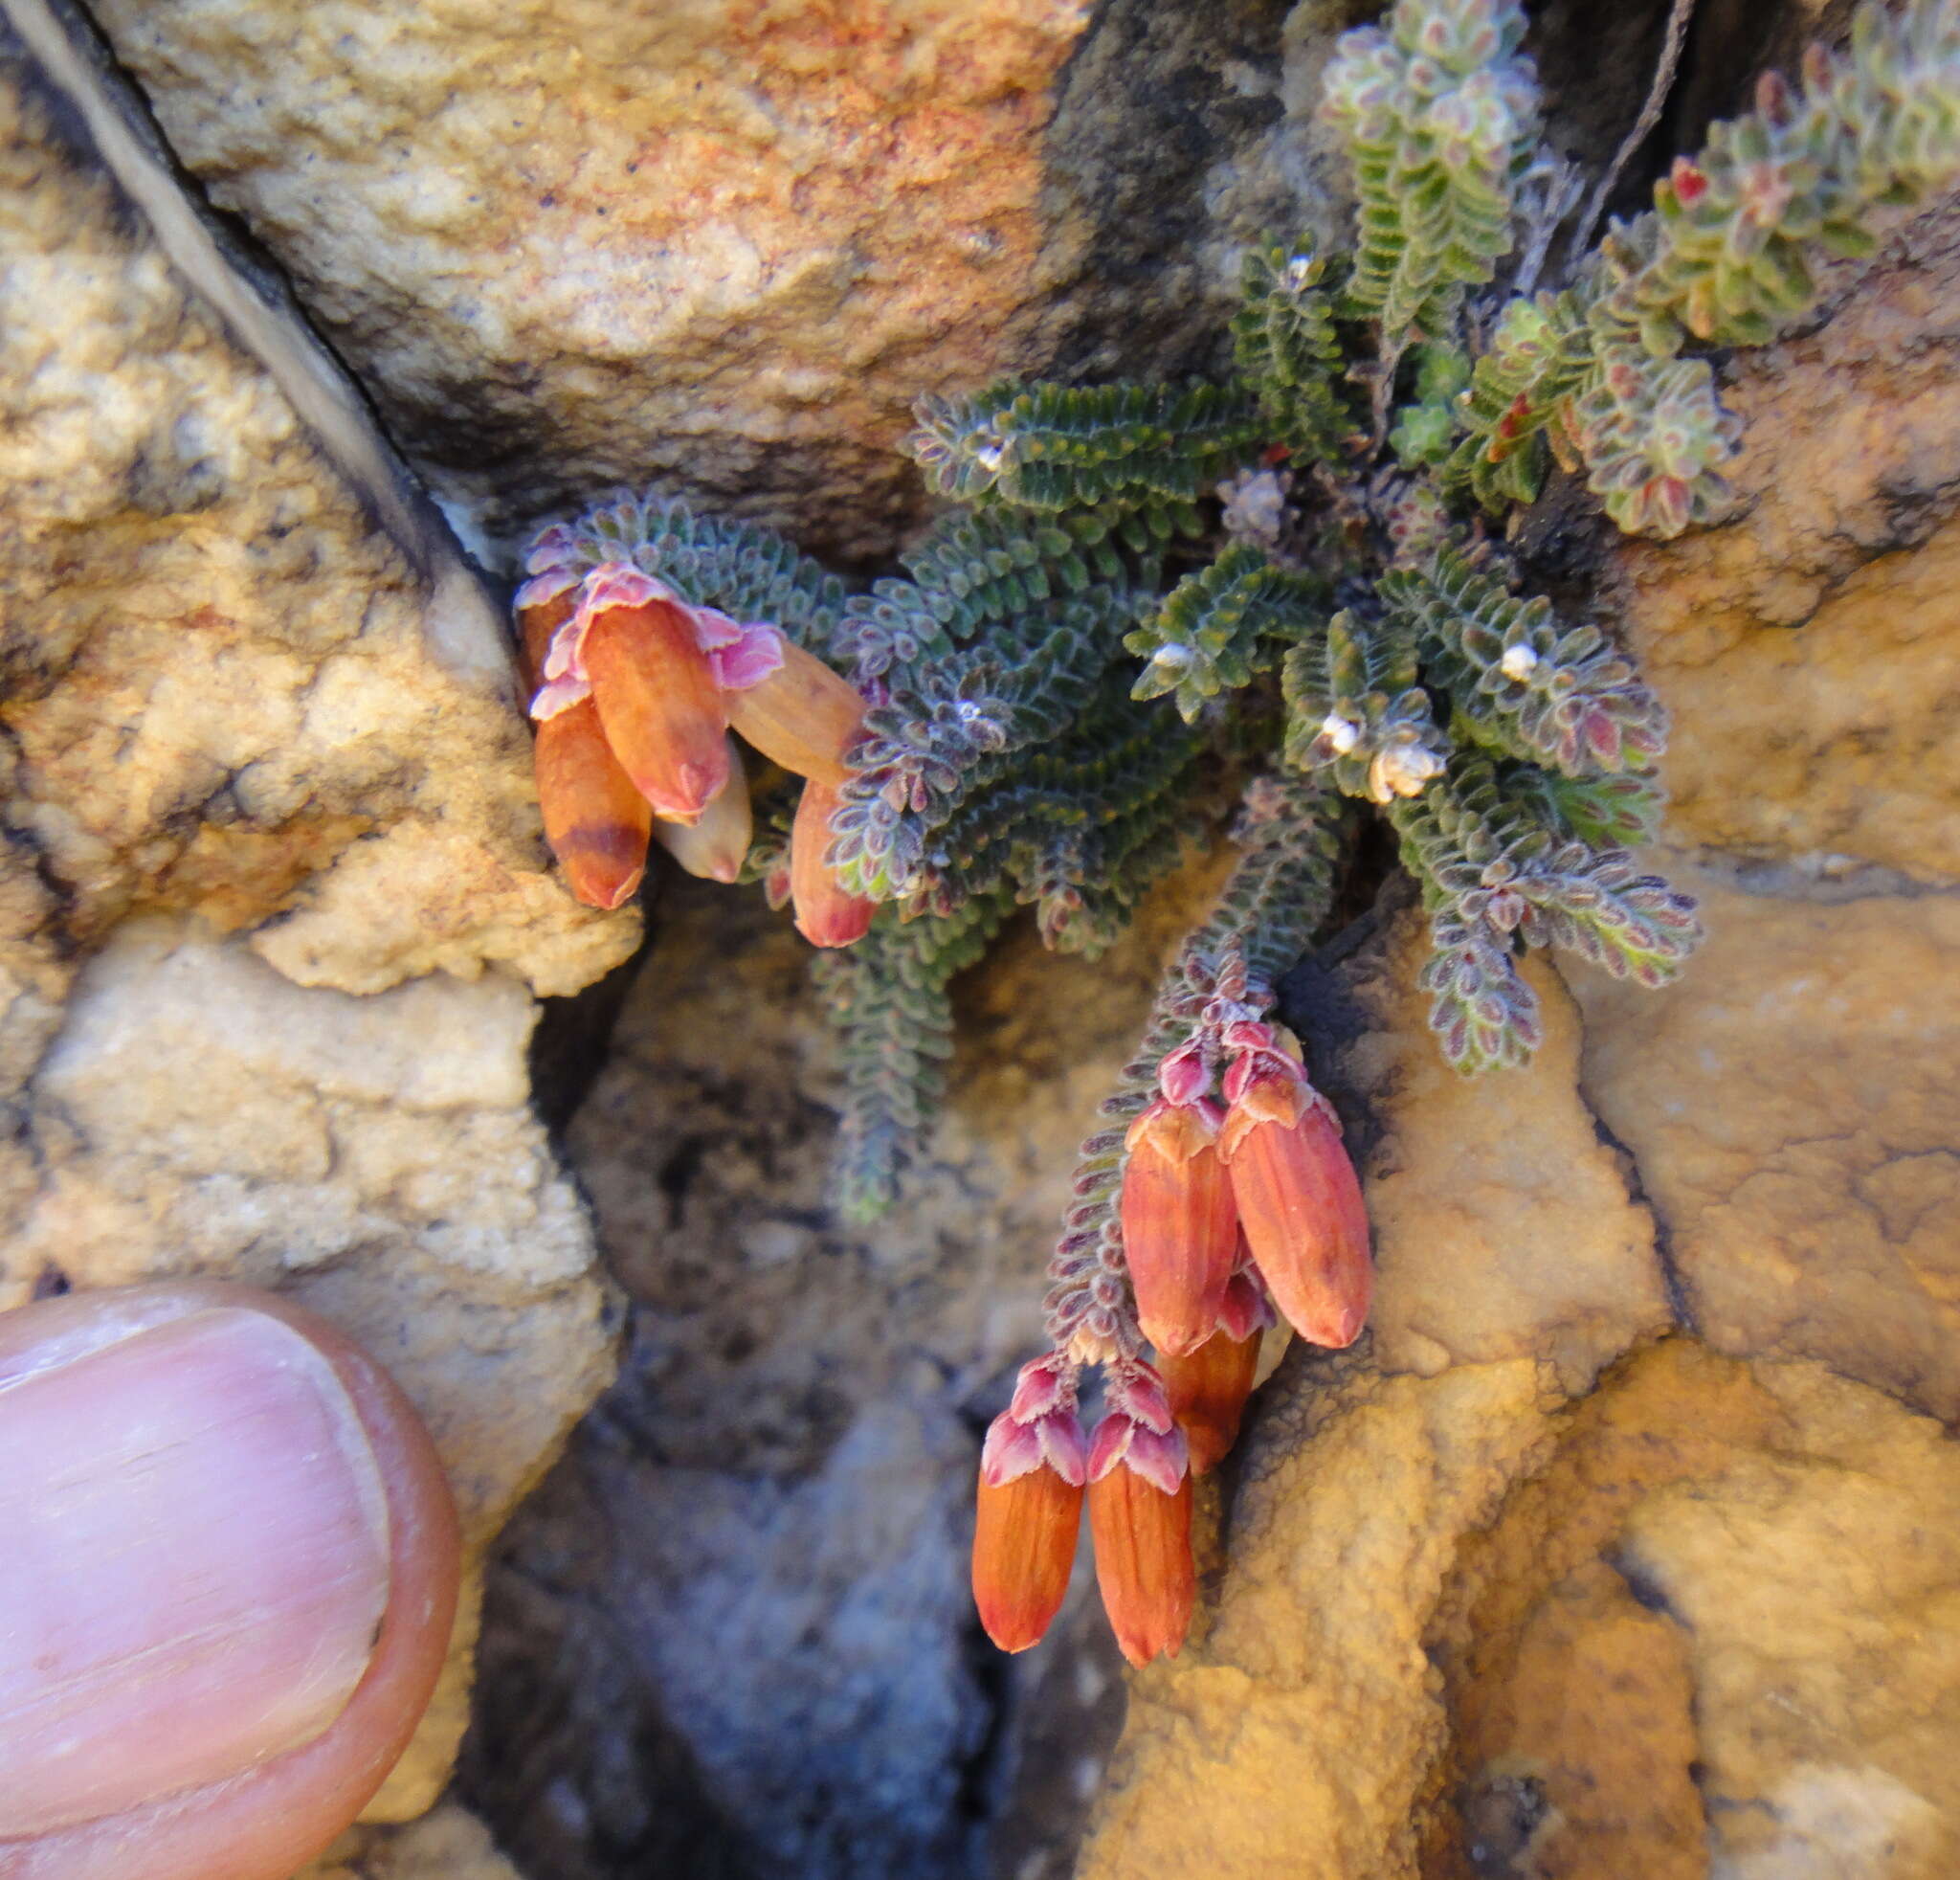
1217 1053 1370 1349
1086 1400 1194 1667
533 700 654 910
1159 1329 1260 1476
516 584 578 691
518 573 652 909
972 1392 1087 1655
724 636 868 785
790 776 875 949
1120 1097 1238 1357
652 738 753 884
581 593 730 823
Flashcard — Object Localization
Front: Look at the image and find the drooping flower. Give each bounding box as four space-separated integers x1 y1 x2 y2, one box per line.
972 1366 1087 1655
520 573 651 909
1120 1096 1238 1357
791 776 876 949
529 564 731 824
723 630 868 784
1157 1269 1271 1474
651 738 753 884
1217 1041 1371 1348
1087 1399 1195 1668
532 699 654 910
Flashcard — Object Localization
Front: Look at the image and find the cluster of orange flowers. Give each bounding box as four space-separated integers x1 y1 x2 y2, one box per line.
509 542 1370 1672
973 1007 1369 1667
515 553 874 947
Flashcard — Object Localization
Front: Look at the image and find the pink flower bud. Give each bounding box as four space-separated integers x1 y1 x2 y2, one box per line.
1218 1062 1371 1349
1156 1038 1210 1107
1121 1099 1238 1357
1670 157 1710 208
1006 1354 1073 1425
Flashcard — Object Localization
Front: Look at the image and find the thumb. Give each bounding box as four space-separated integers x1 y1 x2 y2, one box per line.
0 1282 460 1880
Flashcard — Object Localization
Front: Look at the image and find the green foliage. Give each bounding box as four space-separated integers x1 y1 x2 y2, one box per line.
814 891 1014 1223
1390 344 1472 467
922 685 1207 954
829 502 1200 682
1508 767 1667 850
1321 0 1540 345
1607 0 1960 358
829 586 1147 907
1377 546 1668 774
1125 543 1328 721
1231 239 1358 460
532 0 1960 1221
1390 758 1701 1071
907 380 1263 511
1441 289 1592 510
1281 610 1448 804
1567 0 1960 537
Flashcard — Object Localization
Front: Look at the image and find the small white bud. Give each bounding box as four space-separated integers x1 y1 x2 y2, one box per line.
973 443 1006 475
1150 642 1196 671
1282 254 1317 291
1320 713 1362 755
1500 643 1540 682
1368 741 1445 802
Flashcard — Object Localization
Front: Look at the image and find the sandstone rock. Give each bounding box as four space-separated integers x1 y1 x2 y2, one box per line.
1080 1342 1960 1880
78 0 1351 564
1573 865 1960 1422
1078 1355 1559 1880
1301 893 1671 1396
1608 201 1960 884
80 0 1099 562
1434 1343 1960 1880
0 16 635 1010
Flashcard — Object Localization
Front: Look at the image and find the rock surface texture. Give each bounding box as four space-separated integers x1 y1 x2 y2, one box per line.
0 13 630 1821
1 0 1956 1875
79 0 1343 564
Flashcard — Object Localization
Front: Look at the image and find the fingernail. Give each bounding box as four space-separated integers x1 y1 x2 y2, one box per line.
0 1306 391 1835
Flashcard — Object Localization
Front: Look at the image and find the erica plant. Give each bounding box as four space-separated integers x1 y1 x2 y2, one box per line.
514 0 1960 1667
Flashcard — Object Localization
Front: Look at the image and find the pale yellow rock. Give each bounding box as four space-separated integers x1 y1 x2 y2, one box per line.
1077 1358 1559 1880
1082 1341 1960 1880
1333 899 1672 1394
0 44 636 1019
1572 864 1960 1421
1623 1360 1960 1880
1610 202 1960 884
